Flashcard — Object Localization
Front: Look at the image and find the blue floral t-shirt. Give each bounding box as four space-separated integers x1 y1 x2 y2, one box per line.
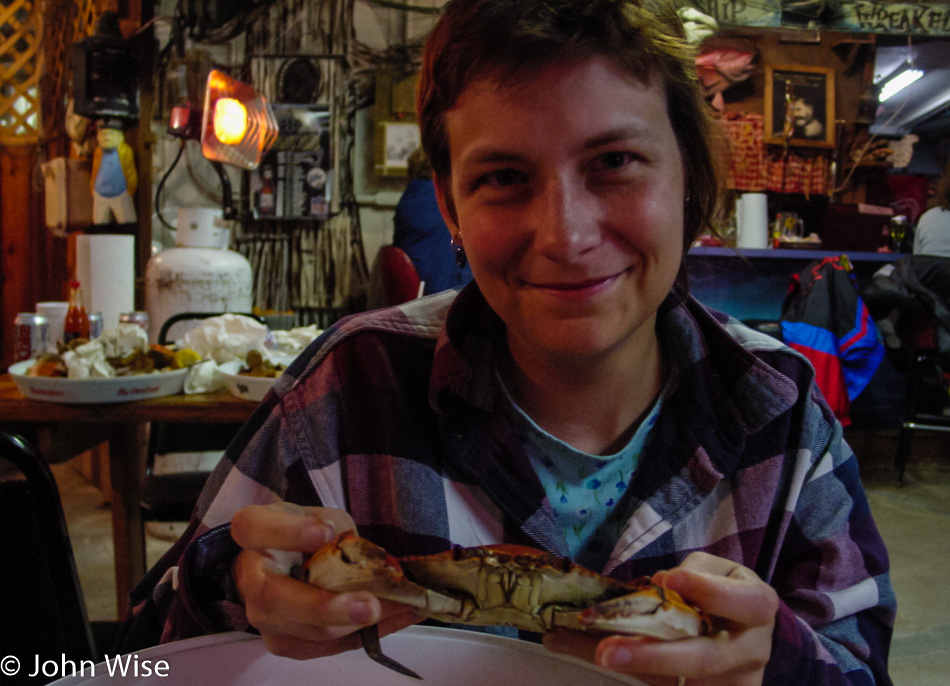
495 371 663 572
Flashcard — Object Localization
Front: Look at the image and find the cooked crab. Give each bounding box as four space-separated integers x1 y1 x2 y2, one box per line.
305 532 710 640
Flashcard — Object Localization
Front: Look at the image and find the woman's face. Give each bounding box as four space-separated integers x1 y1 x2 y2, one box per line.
435 56 685 366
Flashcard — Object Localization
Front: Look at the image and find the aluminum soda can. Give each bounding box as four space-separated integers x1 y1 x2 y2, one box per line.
88 312 103 339
13 313 49 361
119 311 150 331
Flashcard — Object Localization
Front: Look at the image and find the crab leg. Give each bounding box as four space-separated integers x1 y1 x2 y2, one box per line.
360 624 422 680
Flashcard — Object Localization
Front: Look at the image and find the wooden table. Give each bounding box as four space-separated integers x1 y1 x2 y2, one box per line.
0 375 257 617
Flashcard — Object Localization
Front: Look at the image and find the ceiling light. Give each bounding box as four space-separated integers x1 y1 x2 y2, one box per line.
879 68 924 102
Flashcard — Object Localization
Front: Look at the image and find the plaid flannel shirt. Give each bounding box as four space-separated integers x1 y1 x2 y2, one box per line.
120 284 894 686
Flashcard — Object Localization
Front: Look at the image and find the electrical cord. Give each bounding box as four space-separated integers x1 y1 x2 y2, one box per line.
154 138 187 231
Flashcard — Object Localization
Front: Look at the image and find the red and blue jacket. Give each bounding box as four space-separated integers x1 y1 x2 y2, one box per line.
781 256 885 425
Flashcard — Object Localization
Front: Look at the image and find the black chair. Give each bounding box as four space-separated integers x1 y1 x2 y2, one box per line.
142 312 265 525
894 311 950 485
141 422 241 523
0 432 98 684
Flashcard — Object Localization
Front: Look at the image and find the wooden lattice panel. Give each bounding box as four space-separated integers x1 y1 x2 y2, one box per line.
74 0 98 38
0 0 41 144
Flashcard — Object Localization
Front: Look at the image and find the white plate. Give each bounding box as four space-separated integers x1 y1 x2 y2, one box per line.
218 356 294 402
47 627 645 686
8 360 187 404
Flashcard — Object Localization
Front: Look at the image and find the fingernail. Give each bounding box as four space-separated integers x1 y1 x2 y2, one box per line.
303 521 335 550
349 599 377 625
601 646 633 669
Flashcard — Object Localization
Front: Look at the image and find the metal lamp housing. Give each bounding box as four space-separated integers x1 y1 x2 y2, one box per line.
200 69 279 170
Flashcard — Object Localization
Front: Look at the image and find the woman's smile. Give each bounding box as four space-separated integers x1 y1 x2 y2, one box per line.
522 269 629 300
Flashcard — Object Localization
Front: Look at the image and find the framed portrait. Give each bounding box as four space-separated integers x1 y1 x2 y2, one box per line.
764 64 835 148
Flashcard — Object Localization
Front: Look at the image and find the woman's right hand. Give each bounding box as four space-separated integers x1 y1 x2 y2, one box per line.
231 502 422 660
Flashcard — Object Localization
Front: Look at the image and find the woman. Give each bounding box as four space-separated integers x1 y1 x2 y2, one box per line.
122 2 894 684
913 161 950 257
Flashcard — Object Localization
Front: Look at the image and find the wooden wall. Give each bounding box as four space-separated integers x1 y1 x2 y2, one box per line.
0 147 70 369
0 0 150 371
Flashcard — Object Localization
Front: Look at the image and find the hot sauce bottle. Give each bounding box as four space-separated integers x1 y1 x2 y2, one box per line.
63 280 90 344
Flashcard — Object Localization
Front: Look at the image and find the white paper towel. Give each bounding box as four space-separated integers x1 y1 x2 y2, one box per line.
76 234 135 330
36 301 68 352
736 193 769 249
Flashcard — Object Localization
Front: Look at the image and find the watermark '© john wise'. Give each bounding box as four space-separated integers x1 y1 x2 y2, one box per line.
1 653 170 679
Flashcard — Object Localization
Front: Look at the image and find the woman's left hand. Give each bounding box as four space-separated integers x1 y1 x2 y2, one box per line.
543 551 779 686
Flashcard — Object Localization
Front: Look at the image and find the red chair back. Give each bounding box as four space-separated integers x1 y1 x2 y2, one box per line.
369 245 422 308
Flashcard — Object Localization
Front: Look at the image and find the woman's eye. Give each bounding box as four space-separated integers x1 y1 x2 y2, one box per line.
593 152 635 171
482 169 526 186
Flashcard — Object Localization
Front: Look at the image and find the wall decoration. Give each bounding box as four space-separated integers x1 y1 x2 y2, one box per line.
687 1 950 37
249 105 332 220
373 70 420 177
764 63 835 148
380 122 421 171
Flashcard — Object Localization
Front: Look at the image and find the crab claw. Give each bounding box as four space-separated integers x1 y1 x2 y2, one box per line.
304 531 466 618
570 586 707 640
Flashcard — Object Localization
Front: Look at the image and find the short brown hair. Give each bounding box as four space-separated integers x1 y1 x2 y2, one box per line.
417 0 721 297
406 148 433 180
931 160 950 212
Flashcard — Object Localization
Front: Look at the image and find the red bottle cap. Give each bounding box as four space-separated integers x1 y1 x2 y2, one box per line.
69 280 81 288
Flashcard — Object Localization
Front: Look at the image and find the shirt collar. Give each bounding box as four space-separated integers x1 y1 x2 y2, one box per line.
430 286 798 442
429 282 503 414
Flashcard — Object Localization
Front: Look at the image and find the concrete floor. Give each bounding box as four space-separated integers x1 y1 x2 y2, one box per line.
54 428 950 685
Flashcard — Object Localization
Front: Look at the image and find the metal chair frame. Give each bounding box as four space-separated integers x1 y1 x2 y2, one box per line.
0 432 98 680
895 347 950 485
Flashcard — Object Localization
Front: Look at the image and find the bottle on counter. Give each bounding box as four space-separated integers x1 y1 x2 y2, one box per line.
63 280 90 344
258 165 275 216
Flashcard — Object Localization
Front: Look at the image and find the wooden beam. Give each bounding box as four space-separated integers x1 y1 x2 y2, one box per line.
1 146 37 369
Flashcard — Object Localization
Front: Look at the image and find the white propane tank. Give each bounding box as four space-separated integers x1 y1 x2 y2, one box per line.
145 208 253 343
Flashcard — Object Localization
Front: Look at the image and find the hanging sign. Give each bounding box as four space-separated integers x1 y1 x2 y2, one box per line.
686 0 950 36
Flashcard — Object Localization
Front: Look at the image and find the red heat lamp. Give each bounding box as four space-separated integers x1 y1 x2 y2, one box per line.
201 69 279 170
167 69 279 219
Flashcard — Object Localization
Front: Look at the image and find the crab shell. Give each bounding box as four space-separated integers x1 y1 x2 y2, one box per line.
304 532 709 640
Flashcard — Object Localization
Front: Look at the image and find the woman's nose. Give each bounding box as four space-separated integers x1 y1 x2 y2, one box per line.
529 177 600 261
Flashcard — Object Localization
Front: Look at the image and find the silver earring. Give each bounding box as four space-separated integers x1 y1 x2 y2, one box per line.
451 233 467 268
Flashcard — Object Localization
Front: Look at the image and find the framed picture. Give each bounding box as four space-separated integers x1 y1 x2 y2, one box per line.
764 64 835 148
374 122 421 177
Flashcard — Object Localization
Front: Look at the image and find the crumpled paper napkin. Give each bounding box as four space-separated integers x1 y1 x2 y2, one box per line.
178 314 270 393
62 324 150 379
179 314 271 365
179 314 322 394
269 325 323 355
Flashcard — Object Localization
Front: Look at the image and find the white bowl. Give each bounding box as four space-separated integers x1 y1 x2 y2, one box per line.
9 360 187 404
218 356 295 402
47 626 645 685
